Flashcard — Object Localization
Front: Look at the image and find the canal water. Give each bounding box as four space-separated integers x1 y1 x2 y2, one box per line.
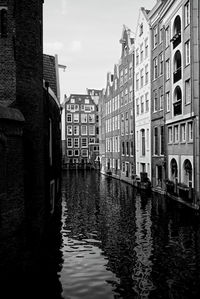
58 170 200 299
2 170 200 299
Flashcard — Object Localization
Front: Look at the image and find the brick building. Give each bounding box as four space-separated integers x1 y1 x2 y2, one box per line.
64 94 98 168
0 0 62 276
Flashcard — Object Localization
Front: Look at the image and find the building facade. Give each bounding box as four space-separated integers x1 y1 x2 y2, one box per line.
100 25 135 184
134 8 152 182
161 0 200 205
65 94 98 168
119 26 135 183
149 0 167 193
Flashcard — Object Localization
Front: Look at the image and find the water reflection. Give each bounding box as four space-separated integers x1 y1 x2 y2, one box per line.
60 170 200 299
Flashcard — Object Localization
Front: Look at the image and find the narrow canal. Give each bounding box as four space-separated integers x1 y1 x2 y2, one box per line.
4 170 200 299
58 170 200 299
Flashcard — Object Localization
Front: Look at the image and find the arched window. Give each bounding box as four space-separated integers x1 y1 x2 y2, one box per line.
141 129 145 156
173 86 182 116
173 50 182 83
183 159 192 187
172 15 181 48
0 9 8 38
170 158 178 182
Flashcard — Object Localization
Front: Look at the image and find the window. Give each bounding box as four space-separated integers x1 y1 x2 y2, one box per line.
126 142 129 156
185 40 190 66
81 149 88 157
84 105 91 112
125 112 129 135
70 99 75 104
141 96 144 114
75 104 79 111
181 124 186 142
121 113 124 136
166 92 170 112
67 113 72 122
81 114 87 123
153 90 158 112
0 9 8 38
188 122 193 141
136 49 139 65
185 79 191 104
159 87 164 110
136 98 139 115
153 26 158 48
74 138 79 148
165 26 170 48
67 150 73 156
130 109 133 134
89 125 95 135
154 127 158 155
153 57 158 79
159 52 163 75
129 61 133 78
81 137 88 147
120 70 123 86
88 114 95 123
74 125 79 135
160 126 164 155
140 23 143 36
184 2 190 27
124 88 128 104
74 149 79 156
124 67 128 82
147 128 149 149
140 69 144 88
73 113 79 123
140 43 144 62
70 104 75 111
159 26 163 43
85 99 89 104
145 93 149 112
174 125 179 143
145 65 148 85
145 38 148 58
67 138 73 148
122 141 125 155
67 125 72 135
129 85 133 102
136 73 139 90
81 125 87 135
130 141 134 156
166 59 170 80
89 137 95 144
168 127 173 143
141 129 145 156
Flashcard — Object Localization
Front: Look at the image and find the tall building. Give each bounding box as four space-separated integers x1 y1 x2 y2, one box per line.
134 8 151 182
119 25 135 183
148 0 167 193
160 0 200 205
100 25 135 183
65 94 98 168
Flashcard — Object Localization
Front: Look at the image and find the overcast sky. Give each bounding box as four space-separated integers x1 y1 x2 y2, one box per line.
43 0 156 102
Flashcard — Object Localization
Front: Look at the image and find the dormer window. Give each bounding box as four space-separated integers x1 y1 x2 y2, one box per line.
0 8 8 38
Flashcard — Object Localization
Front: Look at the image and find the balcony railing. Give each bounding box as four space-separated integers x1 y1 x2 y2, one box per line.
171 32 181 49
174 100 182 116
173 67 182 83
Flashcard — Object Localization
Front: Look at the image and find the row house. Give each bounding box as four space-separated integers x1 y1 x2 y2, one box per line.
134 8 151 182
148 0 167 193
159 0 200 205
65 94 98 167
100 25 135 184
119 25 135 183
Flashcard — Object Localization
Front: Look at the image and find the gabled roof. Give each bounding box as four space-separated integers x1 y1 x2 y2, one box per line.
119 24 134 58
